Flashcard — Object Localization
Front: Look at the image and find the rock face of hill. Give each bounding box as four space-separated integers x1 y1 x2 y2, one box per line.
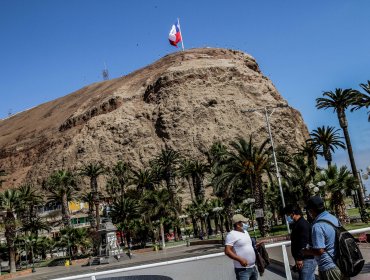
0 48 309 190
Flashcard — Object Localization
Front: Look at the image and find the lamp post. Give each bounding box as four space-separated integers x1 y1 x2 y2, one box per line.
359 166 370 198
242 104 290 233
30 241 35 273
179 215 189 245
243 198 256 237
212 207 224 244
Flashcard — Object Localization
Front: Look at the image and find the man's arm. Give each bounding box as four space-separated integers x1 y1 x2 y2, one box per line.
302 224 326 257
224 245 248 267
302 247 325 256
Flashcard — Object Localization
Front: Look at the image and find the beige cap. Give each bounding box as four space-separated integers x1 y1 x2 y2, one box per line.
232 214 248 224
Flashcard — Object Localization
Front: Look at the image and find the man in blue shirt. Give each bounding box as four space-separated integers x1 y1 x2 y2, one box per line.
302 196 348 280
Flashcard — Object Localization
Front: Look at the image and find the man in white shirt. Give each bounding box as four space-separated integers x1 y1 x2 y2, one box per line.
225 214 258 280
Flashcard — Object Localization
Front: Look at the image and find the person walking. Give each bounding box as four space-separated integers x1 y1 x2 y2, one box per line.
302 196 348 280
284 205 317 280
225 214 258 280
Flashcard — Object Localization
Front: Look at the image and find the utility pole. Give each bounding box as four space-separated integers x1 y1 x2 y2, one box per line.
242 104 290 234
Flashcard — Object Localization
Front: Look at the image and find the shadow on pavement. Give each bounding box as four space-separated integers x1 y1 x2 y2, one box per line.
360 263 370 274
184 245 223 254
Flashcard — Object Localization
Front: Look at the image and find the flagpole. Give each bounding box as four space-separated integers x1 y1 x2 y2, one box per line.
177 18 185 51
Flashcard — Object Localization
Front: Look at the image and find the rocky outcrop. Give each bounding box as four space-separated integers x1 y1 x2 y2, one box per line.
0 48 309 190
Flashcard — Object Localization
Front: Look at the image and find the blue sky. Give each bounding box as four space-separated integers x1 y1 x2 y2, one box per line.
1 0 369 192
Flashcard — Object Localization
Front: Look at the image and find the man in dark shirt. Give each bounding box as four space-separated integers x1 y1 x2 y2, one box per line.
284 205 317 280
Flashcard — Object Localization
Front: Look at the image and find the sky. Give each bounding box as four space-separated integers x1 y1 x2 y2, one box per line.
1 0 370 192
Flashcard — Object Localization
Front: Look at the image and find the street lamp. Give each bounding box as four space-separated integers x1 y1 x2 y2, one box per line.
243 198 256 237
179 215 189 245
212 207 224 244
241 104 290 233
309 181 326 197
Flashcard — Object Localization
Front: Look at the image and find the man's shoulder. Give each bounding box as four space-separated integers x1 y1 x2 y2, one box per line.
226 230 238 236
296 217 311 227
315 212 339 226
225 230 239 240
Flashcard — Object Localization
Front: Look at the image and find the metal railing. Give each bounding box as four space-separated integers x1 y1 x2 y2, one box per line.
51 227 370 280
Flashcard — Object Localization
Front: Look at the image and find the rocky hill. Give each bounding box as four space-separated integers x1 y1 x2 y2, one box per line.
0 48 309 190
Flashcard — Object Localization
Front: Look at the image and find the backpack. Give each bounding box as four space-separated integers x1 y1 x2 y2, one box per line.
316 219 365 277
251 237 270 276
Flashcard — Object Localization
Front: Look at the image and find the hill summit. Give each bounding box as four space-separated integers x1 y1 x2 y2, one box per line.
0 48 308 189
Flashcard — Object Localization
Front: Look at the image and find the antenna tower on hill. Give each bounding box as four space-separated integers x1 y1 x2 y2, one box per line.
102 62 109 80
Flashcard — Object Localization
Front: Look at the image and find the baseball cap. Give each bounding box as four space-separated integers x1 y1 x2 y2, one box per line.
232 214 248 224
306 196 324 211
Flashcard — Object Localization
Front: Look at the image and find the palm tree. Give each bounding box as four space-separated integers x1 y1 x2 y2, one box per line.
309 126 346 168
352 80 370 121
297 140 319 174
179 159 196 202
35 236 54 260
131 168 158 194
21 217 50 238
80 163 105 230
109 197 140 245
108 161 131 199
206 142 228 168
18 184 45 236
142 188 176 247
0 189 20 273
152 148 181 203
316 88 365 209
280 155 317 203
208 198 225 236
186 199 210 238
190 160 210 202
212 136 273 236
316 165 356 224
79 192 95 228
180 159 210 202
59 227 90 259
0 169 6 187
43 170 79 227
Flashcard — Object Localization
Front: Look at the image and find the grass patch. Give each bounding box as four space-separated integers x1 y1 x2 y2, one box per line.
344 222 370 231
347 208 361 217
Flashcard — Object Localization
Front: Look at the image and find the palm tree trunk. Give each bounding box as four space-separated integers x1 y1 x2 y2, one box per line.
89 203 96 228
343 127 364 208
160 222 165 248
207 216 213 236
339 115 365 209
191 217 198 236
333 192 349 224
196 175 205 202
61 193 71 227
254 178 266 237
5 211 16 273
187 177 195 202
94 201 100 230
324 149 332 168
9 246 16 273
91 177 101 229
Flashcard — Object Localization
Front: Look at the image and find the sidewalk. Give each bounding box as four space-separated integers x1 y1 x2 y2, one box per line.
14 244 224 280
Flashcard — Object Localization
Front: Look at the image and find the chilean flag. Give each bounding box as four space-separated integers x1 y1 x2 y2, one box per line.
168 21 182 47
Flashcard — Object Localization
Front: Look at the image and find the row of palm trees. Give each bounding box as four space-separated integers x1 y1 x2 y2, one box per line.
316 83 370 209
0 83 368 274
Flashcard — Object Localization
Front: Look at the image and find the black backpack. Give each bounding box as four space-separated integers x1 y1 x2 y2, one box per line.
316 219 365 277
